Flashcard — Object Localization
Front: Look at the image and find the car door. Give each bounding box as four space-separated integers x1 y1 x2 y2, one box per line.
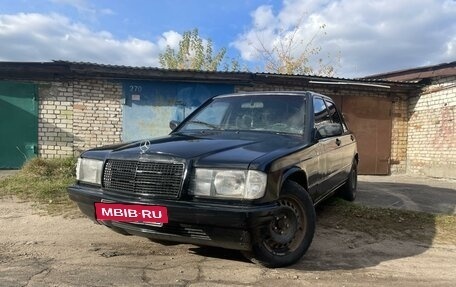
323 99 354 188
312 97 335 199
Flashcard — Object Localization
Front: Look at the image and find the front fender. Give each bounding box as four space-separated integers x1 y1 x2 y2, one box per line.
281 167 308 192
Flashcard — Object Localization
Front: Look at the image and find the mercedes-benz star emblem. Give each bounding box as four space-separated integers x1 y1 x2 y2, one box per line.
139 140 150 154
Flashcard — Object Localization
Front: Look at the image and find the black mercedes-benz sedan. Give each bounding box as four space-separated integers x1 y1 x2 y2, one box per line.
68 91 358 267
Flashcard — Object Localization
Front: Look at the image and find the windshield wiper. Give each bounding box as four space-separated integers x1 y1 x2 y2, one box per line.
187 120 218 129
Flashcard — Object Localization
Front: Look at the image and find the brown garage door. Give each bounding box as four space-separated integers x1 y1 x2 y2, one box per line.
333 95 392 175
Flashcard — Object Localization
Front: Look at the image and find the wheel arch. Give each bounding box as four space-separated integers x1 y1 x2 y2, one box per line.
281 167 308 193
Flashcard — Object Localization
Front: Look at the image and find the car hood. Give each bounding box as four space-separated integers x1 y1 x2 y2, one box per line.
83 131 311 170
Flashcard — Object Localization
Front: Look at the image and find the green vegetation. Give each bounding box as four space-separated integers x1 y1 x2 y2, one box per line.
159 28 247 72
158 26 339 75
0 157 77 215
159 28 228 71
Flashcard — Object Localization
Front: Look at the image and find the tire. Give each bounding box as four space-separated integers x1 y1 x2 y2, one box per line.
244 180 316 268
339 159 358 201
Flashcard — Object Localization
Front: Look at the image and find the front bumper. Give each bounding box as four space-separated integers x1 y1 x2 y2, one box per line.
68 185 278 251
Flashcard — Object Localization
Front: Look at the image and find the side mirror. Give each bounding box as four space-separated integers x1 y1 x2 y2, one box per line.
316 123 343 139
169 120 180 131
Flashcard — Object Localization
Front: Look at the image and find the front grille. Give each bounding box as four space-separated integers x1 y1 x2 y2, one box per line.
103 159 185 198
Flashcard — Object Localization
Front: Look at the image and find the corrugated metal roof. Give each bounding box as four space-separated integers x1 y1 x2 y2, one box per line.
363 61 456 82
0 60 419 91
55 60 410 83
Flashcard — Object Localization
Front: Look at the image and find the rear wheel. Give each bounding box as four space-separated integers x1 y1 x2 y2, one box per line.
339 159 358 201
244 180 316 268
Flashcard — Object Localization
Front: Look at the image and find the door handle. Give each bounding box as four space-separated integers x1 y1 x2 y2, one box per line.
335 138 341 146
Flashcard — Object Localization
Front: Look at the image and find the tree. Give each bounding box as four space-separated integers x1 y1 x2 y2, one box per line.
159 29 227 71
252 21 339 76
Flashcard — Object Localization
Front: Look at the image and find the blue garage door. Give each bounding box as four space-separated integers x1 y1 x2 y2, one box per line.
122 81 234 141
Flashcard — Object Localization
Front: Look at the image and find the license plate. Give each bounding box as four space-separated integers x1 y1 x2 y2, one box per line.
95 202 168 225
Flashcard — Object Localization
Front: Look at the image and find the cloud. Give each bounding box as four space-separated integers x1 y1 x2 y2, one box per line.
50 0 95 14
233 0 456 77
0 13 182 67
252 5 276 30
158 31 183 50
50 0 112 16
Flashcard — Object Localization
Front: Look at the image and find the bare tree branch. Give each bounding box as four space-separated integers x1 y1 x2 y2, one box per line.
251 16 339 76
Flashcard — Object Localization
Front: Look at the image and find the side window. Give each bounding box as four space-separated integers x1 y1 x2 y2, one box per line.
325 100 341 124
314 97 345 139
313 98 330 127
325 100 348 132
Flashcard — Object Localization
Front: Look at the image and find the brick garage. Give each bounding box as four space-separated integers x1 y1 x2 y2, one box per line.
366 62 456 179
1 61 454 179
407 79 456 178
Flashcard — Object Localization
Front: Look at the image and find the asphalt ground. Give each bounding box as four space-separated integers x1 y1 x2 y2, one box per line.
357 175 456 214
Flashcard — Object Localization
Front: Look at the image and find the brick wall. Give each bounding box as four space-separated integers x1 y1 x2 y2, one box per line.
72 80 122 154
38 81 74 158
38 79 122 157
407 76 456 179
390 94 409 174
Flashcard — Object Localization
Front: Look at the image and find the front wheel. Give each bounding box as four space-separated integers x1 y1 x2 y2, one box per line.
244 180 316 268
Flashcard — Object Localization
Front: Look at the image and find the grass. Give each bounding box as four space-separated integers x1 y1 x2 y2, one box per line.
0 159 455 244
0 157 78 215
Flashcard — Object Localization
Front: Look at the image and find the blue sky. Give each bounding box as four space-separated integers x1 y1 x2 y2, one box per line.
1 1 274 43
0 0 455 77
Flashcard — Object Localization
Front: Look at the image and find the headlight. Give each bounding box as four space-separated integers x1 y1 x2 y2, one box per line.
190 169 267 199
76 158 103 185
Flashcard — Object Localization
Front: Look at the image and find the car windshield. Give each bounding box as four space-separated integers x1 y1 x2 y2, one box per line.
177 95 307 135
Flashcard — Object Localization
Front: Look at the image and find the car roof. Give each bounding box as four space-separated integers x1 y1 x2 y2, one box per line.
214 91 333 101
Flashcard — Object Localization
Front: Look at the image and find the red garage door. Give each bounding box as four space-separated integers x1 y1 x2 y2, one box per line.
332 95 392 175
